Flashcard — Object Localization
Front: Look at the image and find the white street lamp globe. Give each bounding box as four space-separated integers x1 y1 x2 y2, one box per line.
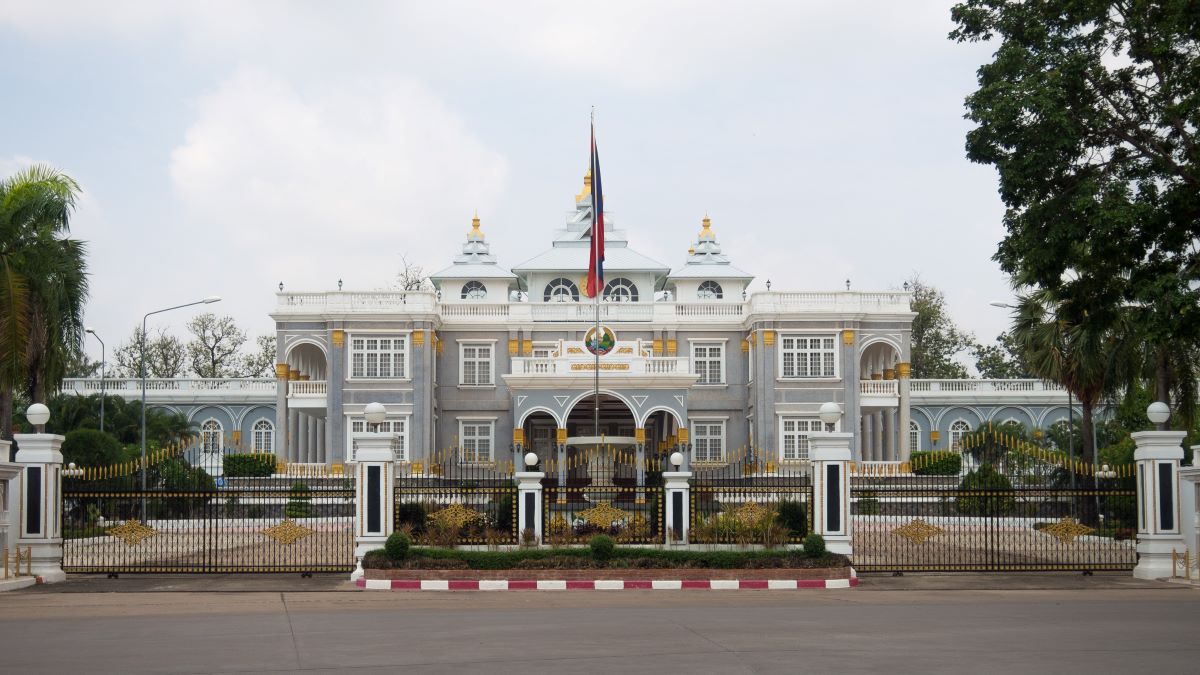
819 401 842 427
25 403 50 427
524 452 539 468
670 451 684 468
364 402 387 427
1147 401 1171 425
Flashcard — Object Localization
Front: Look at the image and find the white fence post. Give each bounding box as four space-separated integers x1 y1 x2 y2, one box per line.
810 432 853 556
1132 430 1186 580
13 433 66 583
349 434 395 581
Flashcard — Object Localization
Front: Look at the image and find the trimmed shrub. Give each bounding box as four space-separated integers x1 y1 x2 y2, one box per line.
775 500 808 537
61 428 125 467
911 450 962 476
223 453 276 477
385 532 411 560
856 491 881 515
396 502 428 535
362 546 851 570
284 482 312 518
589 534 616 561
803 533 826 558
954 465 1016 516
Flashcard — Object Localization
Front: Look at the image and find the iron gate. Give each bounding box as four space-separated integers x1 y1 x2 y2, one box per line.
394 450 519 546
62 453 355 573
851 430 1137 572
542 444 665 544
690 449 813 546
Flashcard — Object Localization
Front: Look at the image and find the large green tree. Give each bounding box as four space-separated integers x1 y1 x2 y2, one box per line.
973 330 1032 378
908 277 976 378
952 1 1200 416
0 165 89 439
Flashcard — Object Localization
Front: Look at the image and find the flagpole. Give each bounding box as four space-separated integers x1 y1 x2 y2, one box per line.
591 111 601 439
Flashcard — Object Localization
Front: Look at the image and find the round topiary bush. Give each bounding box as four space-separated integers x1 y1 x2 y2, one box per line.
589 534 615 561
955 464 1016 516
802 532 826 557
385 531 411 560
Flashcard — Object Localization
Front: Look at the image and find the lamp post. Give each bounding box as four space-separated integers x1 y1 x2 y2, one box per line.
140 297 221 506
364 401 387 433
86 327 105 434
27 402 50 433
819 401 842 433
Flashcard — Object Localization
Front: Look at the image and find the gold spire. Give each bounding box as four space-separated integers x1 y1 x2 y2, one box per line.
698 214 716 240
575 169 593 203
469 212 483 239
688 246 696 255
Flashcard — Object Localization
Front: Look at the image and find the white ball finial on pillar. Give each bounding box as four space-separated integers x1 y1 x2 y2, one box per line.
670 451 684 468
524 452 539 468
364 402 386 431
819 401 842 431
26 402 50 431
1147 401 1170 427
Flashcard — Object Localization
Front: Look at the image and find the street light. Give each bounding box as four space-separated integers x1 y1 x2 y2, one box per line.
26 403 50 433
141 297 221 505
819 401 842 432
988 300 1014 309
364 402 387 432
86 327 105 434
1147 401 1170 431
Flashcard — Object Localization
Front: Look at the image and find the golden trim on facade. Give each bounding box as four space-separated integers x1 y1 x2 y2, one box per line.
842 329 855 345
331 329 345 348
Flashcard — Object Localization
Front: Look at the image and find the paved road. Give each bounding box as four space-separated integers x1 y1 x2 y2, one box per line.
2 579 1197 673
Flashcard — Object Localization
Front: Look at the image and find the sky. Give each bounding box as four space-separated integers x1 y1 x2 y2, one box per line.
0 1 1015 369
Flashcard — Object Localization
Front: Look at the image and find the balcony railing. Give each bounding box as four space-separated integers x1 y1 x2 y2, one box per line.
859 380 899 396
273 290 913 322
909 379 1067 394
511 356 690 375
288 380 328 396
62 378 277 395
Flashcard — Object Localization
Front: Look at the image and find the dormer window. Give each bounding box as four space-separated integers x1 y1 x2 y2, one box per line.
461 280 487 300
544 278 580 302
697 281 723 300
603 278 639 302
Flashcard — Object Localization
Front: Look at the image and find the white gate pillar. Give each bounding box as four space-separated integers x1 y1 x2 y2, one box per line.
14 432 66 583
1132 429 1186 579
516 470 544 545
810 431 853 556
349 433 395 581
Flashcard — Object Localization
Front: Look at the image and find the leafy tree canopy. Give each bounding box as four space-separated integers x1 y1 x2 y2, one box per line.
907 276 975 378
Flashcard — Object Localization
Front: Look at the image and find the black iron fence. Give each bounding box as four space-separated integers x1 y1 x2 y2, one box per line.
689 449 813 546
541 445 665 545
393 450 518 547
62 450 354 573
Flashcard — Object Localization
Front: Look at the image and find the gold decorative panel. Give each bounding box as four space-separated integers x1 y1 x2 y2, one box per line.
262 519 314 545
897 362 911 378
617 346 633 354
556 428 568 443
508 339 518 355
578 502 628 526
412 330 425 347
567 347 584 354
677 428 689 443
570 363 630 371
106 520 158 546
842 330 855 345
430 503 483 529
652 339 663 355
1041 517 1094 544
522 339 533 355
666 339 677 355
634 428 646 443
732 501 772 525
762 331 775 346
893 518 943 544
513 429 525 444
883 368 895 380
741 339 749 353
331 329 345 348
275 363 289 379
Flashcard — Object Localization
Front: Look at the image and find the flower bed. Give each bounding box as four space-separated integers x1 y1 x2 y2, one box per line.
362 546 850 573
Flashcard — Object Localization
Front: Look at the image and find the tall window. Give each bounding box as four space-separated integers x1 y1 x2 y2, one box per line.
602 278 639 302
461 420 494 462
909 420 920 453
350 417 407 461
350 336 407 379
252 419 274 453
461 280 487 300
780 335 837 378
543 278 579 302
697 280 723 299
692 342 725 385
201 419 223 453
460 343 494 385
693 421 725 462
781 417 820 461
949 420 972 451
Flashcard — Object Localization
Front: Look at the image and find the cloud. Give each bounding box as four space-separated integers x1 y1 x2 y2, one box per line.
168 67 508 296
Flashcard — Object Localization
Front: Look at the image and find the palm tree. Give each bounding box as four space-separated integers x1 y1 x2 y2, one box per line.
0 165 89 440
1010 288 1128 470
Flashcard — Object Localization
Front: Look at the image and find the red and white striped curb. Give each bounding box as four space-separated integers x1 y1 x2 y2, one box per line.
355 578 858 591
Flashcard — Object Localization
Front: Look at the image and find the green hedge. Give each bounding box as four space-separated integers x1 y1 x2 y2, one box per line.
223 453 276 477
362 546 848 570
911 450 962 476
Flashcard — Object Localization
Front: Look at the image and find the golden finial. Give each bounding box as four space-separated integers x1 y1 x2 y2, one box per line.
699 214 716 240
688 246 696 255
469 212 483 239
575 168 593 203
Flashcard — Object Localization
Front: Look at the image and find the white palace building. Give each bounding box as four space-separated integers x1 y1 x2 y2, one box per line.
63 174 1079 467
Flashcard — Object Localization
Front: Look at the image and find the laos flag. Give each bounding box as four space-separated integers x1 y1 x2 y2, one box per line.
585 123 605 298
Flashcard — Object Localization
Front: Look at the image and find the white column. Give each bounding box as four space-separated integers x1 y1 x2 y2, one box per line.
516 470 545 545
1132 430 1186 580
810 431 853 555
664 470 692 544
898 363 911 460
862 413 873 461
350 433 396 581
316 418 325 464
13 433 66 583
287 410 299 463
872 411 883 462
883 410 894 461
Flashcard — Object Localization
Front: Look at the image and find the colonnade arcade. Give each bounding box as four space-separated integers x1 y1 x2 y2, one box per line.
277 341 328 463
858 339 912 462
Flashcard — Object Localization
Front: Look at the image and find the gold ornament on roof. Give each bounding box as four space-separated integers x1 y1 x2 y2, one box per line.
468 212 484 239
429 503 483 530
893 518 944 544
578 501 628 526
1041 517 1094 544
698 215 716 240
261 518 315 546
106 519 158 546
575 169 593 203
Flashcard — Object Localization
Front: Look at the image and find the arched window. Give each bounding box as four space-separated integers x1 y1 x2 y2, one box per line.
201 419 223 453
543 278 579 302
949 420 971 451
697 281 723 300
252 419 275 453
460 280 487 300
909 420 920 453
603 277 638 302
